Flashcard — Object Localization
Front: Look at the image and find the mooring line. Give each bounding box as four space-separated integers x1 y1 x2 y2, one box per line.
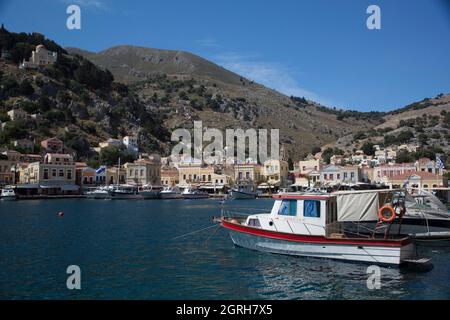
171 224 219 240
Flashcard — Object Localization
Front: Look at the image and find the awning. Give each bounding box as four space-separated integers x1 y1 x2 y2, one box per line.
335 190 393 222
61 185 80 191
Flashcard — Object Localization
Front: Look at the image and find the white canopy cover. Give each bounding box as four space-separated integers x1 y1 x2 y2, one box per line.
335 190 393 222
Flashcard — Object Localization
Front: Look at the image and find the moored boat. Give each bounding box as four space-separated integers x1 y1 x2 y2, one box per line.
229 181 257 199
160 186 182 199
182 186 210 199
220 190 427 265
139 184 163 199
109 185 141 200
85 187 111 200
1 188 17 201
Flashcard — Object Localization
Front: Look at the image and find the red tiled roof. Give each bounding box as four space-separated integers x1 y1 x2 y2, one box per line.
390 171 442 180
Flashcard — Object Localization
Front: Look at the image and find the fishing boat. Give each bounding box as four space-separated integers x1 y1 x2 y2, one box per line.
182 186 210 199
85 187 111 200
139 184 163 199
220 190 427 265
160 186 182 199
109 185 141 200
229 181 257 199
1 188 17 201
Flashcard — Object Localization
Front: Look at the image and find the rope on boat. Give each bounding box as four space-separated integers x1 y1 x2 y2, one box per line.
171 224 220 240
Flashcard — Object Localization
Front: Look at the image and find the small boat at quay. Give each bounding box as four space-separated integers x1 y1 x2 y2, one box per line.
109 185 141 200
1 188 16 201
85 187 111 200
182 186 210 199
229 181 257 199
160 186 182 199
139 184 163 199
220 190 428 265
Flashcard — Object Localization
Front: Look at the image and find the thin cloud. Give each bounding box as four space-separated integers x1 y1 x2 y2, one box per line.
61 0 107 10
215 52 335 107
195 38 221 48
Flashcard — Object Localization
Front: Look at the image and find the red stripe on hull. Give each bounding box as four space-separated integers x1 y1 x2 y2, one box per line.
221 219 412 247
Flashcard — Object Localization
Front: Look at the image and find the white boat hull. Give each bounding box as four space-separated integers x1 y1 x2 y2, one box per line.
228 230 415 265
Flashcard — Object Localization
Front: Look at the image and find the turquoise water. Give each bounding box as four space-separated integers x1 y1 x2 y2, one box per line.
0 198 449 299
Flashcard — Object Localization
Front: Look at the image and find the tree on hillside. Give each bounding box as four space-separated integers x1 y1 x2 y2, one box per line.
362 142 375 156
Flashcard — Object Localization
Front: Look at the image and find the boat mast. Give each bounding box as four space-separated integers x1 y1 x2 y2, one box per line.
117 157 121 187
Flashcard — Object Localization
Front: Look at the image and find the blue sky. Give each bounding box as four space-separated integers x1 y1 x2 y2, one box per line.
1 0 449 111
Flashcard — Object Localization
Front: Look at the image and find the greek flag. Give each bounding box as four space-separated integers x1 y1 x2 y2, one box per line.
96 166 106 175
436 156 445 170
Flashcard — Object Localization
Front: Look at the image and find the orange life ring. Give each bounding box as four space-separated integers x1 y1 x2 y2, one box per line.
378 205 396 223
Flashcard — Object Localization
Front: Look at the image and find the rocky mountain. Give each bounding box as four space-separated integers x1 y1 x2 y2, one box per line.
1 27 448 166
332 94 450 162
0 27 170 167
66 45 383 161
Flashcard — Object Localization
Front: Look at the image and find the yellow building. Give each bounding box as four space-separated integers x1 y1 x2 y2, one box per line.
262 159 289 186
234 163 263 184
161 167 179 186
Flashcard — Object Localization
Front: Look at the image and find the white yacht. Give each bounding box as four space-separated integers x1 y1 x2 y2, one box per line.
85 187 111 200
182 187 210 199
160 186 182 199
1 188 16 201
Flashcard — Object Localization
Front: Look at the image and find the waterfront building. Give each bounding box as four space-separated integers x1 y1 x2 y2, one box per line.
416 157 442 175
19 153 78 195
296 158 322 175
106 166 126 185
234 163 263 185
0 157 16 186
178 162 214 187
124 158 161 186
20 44 57 69
161 167 179 186
386 172 448 189
262 159 289 187
40 137 63 154
373 163 416 183
75 162 97 188
319 165 361 186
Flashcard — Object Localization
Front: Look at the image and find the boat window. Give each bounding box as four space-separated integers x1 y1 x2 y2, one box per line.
248 218 261 228
304 200 321 218
278 200 297 216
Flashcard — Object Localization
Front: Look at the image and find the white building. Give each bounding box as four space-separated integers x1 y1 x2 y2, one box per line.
20 45 57 69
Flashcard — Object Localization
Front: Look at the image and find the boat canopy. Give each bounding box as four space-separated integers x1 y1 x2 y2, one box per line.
334 189 394 222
